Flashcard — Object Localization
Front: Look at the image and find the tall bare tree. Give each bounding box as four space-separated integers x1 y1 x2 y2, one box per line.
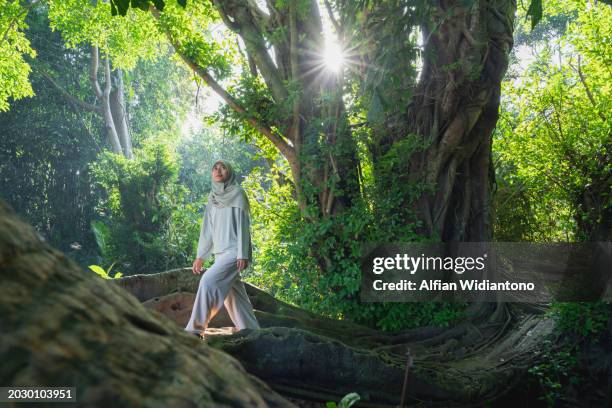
41 45 134 158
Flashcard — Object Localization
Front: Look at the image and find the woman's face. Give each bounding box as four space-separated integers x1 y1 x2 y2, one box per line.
212 162 229 183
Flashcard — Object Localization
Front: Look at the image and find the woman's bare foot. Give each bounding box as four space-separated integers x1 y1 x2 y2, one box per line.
191 332 208 340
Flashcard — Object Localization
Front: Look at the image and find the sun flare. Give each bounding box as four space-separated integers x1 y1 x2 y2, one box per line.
323 40 344 72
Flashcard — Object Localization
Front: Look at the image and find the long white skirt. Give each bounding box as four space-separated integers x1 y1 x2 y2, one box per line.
184 248 260 335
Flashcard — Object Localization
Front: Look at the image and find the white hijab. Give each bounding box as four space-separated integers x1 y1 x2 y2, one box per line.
207 159 252 261
208 159 250 215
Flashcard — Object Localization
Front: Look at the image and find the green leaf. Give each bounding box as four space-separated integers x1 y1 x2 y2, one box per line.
526 0 543 30
89 265 108 278
91 220 110 257
339 392 360 408
106 261 118 274
114 272 123 279
110 0 118 16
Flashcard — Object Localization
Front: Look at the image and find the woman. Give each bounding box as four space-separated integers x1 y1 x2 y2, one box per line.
184 159 260 338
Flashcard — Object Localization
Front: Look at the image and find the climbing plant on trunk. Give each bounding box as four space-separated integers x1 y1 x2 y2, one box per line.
336 0 516 242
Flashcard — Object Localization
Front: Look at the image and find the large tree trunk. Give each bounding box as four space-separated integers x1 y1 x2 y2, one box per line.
368 0 516 242
412 0 514 242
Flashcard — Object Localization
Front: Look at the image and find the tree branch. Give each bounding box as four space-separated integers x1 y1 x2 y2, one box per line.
103 56 112 99
245 0 271 32
177 52 295 162
151 6 294 162
37 67 101 114
1 0 38 45
236 37 258 77
91 47 122 154
212 0 288 102
289 2 300 145
90 46 103 99
572 55 607 122
323 0 342 35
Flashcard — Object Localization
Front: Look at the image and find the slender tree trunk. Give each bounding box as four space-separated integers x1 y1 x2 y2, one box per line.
90 46 123 155
110 68 134 159
90 46 134 158
575 152 612 241
288 4 361 218
38 50 133 159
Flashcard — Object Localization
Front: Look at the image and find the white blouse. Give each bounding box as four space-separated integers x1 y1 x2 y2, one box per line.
196 204 251 261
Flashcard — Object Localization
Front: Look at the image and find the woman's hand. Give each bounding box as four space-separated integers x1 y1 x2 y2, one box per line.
192 258 205 275
237 259 249 272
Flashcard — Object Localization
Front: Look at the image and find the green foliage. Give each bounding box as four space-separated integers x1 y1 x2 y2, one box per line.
48 0 165 70
244 164 350 318
528 302 610 406
551 301 609 339
108 0 188 17
365 134 431 242
243 161 464 331
375 302 466 331
0 8 102 266
528 342 579 406
91 220 111 258
0 0 37 111
494 1 611 242
90 140 200 274
212 72 281 141
88 262 123 279
326 392 360 408
525 0 543 29
125 50 194 146
154 0 234 80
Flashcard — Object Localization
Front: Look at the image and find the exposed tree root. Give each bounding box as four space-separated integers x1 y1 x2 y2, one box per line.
117 268 556 406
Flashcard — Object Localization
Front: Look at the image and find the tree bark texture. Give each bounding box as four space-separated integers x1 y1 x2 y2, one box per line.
0 199 294 407
110 68 134 159
366 0 516 242
115 267 558 406
409 0 515 242
90 46 133 159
